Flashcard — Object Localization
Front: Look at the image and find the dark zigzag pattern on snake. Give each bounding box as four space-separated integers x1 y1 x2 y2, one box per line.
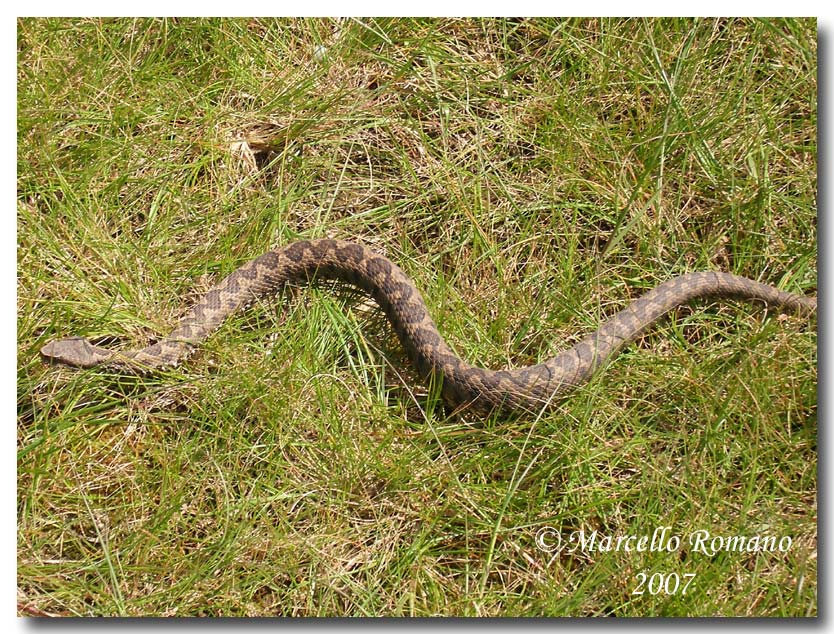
40 239 817 415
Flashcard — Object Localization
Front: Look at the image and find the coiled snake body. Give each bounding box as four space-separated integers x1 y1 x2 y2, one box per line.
41 239 816 414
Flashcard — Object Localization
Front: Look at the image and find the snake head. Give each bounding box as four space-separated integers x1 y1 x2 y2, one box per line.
40 336 114 368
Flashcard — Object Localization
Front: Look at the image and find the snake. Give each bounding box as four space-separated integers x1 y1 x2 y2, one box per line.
40 238 817 415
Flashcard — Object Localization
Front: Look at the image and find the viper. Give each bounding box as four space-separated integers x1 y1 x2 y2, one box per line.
41 239 817 415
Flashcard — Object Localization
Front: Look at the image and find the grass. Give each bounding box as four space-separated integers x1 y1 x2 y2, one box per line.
17 18 817 617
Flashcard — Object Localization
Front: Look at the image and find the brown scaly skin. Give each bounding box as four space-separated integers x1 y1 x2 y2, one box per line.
41 239 817 415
